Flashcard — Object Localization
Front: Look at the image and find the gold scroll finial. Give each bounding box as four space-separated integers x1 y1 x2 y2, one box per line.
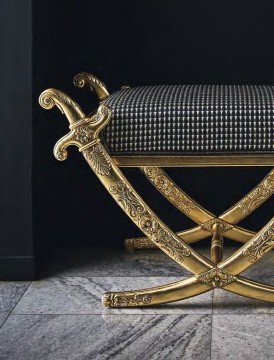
39 88 85 126
73 72 109 100
39 88 111 161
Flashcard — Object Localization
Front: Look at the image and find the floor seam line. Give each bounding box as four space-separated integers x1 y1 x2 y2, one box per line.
0 282 32 330
210 290 214 359
9 312 212 316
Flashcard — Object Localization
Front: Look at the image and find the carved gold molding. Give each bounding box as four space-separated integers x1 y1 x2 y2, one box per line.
197 268 237 288
200 218 234 233
108 179 191 263
238 170 274 215
125 238 158 250
102 293 152 307
243 225 274 263
142 167 198 216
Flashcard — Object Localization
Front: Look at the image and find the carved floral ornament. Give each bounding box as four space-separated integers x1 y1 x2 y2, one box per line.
200 218 234 233
243 224 274 263
239 171 274 215
103 293 152 307
197 268 237 288
142 167 197 214
108 180 191 262
125 238 156 249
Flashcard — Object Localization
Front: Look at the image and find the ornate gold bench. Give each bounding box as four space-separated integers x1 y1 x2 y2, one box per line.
39 73 274 308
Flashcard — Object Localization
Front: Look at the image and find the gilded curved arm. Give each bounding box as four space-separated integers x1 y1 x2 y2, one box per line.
220 169 274 223
53 132 81 161
225 277 274 302
39 88 85 126
73 72 109 100
39 88 111 160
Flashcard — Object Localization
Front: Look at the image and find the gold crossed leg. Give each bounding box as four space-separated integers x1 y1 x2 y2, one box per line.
125 167 273 252
39 72 274 308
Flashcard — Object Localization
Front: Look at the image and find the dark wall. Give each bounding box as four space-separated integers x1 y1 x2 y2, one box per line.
0 0 34 279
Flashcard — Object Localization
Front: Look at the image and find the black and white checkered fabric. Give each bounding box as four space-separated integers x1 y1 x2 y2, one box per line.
102 85 274 155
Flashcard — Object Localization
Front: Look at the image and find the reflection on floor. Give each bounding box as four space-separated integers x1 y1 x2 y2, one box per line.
0 245 273 359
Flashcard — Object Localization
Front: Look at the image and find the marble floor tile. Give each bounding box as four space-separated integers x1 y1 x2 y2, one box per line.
41 244 215 278
0 314 212 360
41 247 192 277
211 315 274 360
41 244 273 279
40 235 273 278
13 276 213 315
0 282 30 327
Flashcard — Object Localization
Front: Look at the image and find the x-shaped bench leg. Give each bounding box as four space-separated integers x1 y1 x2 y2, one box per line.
125 167 273 251
39 73 274 308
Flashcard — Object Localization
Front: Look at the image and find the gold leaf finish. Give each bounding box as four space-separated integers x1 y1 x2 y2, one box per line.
238 171 274 215
243 224 274 263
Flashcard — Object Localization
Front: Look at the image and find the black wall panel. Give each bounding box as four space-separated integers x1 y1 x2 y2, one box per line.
0 0 34 279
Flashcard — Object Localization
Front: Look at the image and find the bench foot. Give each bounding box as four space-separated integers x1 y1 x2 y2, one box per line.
102 277 209 308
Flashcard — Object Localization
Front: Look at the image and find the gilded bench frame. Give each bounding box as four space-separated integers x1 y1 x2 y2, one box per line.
39 73 274 307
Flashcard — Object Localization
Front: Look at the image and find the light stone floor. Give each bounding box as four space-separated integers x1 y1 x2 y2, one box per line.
0 245 273 360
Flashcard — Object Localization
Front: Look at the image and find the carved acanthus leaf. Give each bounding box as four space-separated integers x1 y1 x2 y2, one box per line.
84 145 111 176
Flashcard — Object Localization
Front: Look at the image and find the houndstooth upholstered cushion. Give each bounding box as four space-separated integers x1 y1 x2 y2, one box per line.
102 85 274 155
